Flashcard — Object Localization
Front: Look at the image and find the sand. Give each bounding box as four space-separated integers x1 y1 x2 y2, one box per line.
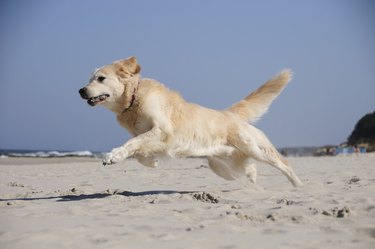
1 155 375 249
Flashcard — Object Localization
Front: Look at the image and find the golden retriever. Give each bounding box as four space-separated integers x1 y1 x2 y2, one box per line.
79 57 302 187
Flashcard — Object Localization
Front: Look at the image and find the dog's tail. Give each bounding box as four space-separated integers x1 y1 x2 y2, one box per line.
228 69 292 123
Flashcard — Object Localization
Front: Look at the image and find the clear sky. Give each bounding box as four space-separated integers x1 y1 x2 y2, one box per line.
0 0 374 152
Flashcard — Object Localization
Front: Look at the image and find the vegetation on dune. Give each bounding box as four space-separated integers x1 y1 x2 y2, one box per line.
348 111 375 151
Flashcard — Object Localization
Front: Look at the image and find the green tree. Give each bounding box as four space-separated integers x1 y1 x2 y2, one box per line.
348 111 375 145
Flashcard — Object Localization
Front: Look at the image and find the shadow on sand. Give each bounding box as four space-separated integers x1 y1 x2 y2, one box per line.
0 190 197 202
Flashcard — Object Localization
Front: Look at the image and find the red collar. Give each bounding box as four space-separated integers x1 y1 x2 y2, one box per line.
123 80 140 113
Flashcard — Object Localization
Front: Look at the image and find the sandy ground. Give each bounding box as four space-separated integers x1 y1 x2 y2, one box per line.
0 155 375 249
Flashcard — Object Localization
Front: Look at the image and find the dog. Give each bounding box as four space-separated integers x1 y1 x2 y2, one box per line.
79 57 302 187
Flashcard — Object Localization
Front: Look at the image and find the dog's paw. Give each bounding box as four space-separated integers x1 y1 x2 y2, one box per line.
102 147 128 166
102 153 121 166
102 155 117 166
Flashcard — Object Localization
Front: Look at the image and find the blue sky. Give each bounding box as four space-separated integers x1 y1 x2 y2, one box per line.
0 0 374 152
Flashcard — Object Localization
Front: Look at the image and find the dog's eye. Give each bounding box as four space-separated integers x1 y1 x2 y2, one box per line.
97 76 106 82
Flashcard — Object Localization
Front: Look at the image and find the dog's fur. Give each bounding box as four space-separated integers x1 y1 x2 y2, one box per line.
79 57 302 187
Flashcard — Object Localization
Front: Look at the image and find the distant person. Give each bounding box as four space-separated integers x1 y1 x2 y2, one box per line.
354 145 360 153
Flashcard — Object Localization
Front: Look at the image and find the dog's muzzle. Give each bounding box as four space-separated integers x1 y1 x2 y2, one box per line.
79 87 89 99
79 87 109 106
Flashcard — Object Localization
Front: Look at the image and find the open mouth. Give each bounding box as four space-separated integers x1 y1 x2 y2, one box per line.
87 94 110 106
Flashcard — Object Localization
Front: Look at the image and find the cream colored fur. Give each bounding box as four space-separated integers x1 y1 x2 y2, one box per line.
79 57 302 187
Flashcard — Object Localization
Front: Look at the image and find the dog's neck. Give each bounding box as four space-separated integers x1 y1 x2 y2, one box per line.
104 76 141 115
122 80 140 113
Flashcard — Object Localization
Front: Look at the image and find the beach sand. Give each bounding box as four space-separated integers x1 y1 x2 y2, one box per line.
1 155 374 249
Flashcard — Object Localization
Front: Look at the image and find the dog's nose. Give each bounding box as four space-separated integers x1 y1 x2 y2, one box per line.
79 87 88 99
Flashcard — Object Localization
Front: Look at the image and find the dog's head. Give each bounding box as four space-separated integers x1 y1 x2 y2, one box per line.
79 56 141 111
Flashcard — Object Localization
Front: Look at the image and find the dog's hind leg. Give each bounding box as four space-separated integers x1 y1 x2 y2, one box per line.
207 156 237 180
231 124 302 187
245 162 257 184
135 155 158 168
261 151 302 187
207 155 255 182
252 147 302 187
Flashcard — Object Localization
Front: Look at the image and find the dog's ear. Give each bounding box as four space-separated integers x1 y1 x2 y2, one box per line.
114 56 141 78
127 56 141 74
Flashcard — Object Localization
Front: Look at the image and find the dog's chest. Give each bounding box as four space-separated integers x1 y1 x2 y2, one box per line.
117 111 153 136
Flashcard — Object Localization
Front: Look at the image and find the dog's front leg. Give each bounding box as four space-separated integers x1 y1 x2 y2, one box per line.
102 146 129 166
103 127 164 166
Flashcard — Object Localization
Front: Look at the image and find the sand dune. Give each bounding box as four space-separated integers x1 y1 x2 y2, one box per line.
1 155 374 249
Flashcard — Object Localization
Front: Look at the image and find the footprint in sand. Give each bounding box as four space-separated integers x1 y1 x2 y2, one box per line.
7 182 25 187
191 192 220 204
